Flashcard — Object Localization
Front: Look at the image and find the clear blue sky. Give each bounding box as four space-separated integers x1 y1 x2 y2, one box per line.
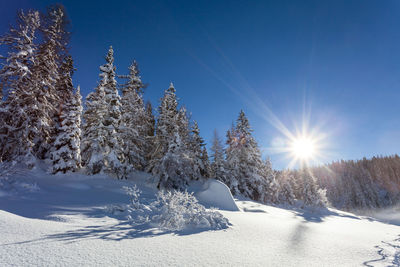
2 0 400 169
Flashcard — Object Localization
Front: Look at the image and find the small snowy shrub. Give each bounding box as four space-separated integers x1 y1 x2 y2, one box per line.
153 190 229 231
115 185 230 231
123 185 142 209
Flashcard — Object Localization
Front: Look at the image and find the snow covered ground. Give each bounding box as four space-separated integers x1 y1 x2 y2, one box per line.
1 167 400 266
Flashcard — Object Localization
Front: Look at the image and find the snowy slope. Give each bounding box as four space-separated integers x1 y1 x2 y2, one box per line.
1 168 399 266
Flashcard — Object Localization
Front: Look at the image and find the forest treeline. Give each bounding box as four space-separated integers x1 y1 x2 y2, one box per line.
0 5 399 211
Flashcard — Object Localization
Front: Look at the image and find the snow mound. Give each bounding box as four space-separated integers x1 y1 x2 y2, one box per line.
191 179 239 211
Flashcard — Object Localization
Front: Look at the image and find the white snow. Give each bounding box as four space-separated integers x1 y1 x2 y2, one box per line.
1 167 400 266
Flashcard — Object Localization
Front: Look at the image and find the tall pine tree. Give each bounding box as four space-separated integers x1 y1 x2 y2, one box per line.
225 110 271 201
0 10 41 165
149 83 194 189
211 129 228 182
82 46 126 178
120 61 146 170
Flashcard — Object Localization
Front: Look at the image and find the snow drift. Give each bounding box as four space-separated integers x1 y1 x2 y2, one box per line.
189 179 240 211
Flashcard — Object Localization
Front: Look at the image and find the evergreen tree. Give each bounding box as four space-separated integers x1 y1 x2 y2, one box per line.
143 101 155 165
32 5 69 159
149 83 194 189
144 101 155 137
189 121 207 179
82 46 126 178
99 46 126 177
201 147 211 178
147 82 178 174
120 61 146 170
81 82 107 174
0 10 41 165
211 129 228 183
259 158 280 203
50 86 82 173
225 110 267 201
225 123 240 194
277 170 296 205
299 168 326 207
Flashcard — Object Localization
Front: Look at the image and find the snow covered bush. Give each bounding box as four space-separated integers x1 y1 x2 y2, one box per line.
153 190 229 231
111 185 230 232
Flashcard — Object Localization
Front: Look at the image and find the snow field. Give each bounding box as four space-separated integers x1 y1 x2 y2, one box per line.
1 169 400 266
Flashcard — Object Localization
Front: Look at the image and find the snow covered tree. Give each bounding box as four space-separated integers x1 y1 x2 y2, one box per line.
32 5 70 159
82 46 126 178
259 158 280 203
0 10 41 165
276 170 296 205
201 147 211 178
147 82 179 174
152 123 194 190
189 121 207 179
225 110 267 201
81 82 107 174
224 123 240 194
100 46 126 178
211 129 228 183
144 101 155 137
120 60 146 170
298 168 326 207
143 101 155 165
50 86 82 173
148 83 195 189
50 54 82 174
176 107 190 146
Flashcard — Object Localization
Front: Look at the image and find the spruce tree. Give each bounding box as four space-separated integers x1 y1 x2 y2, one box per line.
225 123 240 194
201 147 211 178
101 46 126 177
277 170 296 205
143 101 155 166
0 10 41 165
189 121 207 179
81 82 108 174
82 46 126 178
211 129 228 183
120 61 146 170
260 158 280 203
225 110 267 201
147 82 178 174
50 86 82 173
50 55 81 173
299 168 325 207
32 5 69 159
149 83 193 189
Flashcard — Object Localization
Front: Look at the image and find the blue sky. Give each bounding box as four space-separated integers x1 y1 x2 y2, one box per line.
2 0 400 169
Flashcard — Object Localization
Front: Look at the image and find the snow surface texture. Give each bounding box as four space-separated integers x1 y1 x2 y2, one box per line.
1 167 400 266
364 236 400 267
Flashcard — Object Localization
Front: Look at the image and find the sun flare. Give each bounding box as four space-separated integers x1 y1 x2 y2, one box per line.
290 137 316 160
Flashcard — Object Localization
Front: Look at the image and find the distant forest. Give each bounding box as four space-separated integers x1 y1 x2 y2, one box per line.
0 5 399 211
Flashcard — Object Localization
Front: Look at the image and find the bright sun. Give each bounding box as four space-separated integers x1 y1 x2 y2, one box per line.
290 137 316 160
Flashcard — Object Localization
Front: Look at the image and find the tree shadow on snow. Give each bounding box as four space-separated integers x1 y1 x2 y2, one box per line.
45 221 169 242
44 219 229 243
291 207 361 223
1 219 228 247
